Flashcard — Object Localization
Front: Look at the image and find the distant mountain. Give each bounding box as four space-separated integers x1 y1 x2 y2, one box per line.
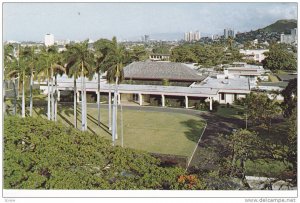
262 19 297 33
235 19 297 43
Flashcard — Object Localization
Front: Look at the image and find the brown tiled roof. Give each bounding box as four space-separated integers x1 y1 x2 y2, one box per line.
124 61 204 81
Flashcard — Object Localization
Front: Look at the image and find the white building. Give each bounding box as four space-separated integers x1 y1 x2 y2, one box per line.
190 76 250 104
224 28 235 39
149 54 170 61
44 34 54 47
239 49 269 62
223 62 266 88
184 31 200 42
280 28 297 45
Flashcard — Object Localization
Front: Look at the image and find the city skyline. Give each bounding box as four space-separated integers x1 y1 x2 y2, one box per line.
3 2 297 42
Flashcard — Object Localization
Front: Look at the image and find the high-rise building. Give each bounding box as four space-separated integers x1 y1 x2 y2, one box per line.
280 28 297 45
45 34 54 47
144 35 150 42
224 28 235 39
184 31 200 42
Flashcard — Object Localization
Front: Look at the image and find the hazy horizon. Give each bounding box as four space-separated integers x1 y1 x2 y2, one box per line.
3 2 297 42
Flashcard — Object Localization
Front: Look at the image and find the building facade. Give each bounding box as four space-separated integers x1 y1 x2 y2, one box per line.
224 28 235 39
280 28 297 45
239 49 269 62
44 34 54 47
184 31 200 42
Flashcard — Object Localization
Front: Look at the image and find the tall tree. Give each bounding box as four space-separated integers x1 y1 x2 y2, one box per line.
94 39 115 127
4 44 17 115
262 44 297 71
22 46 39 117
65 40 94 131
281 78 297 118
36 46 59 120
245 92 281 132
106 37 126 145
227 129 260 188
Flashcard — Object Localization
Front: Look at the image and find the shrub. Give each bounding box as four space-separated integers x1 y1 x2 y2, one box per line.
4 116 186 189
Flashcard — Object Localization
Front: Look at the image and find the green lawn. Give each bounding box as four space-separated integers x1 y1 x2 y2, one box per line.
215 104 245 120
268 75 280 82
6 100 205 159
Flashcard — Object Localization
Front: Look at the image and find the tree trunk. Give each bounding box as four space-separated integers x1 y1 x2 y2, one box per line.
120 103 124 147
81 62 85 131
3 80 6 115
73 76 77 128
13 78 17 115
84 74 87 131
240 158 251 189
108 84 112 131
47 71 51 120
54 74 57 122
21 71 25 118
97 71 101 126
29 70 33 117
17 73 20 100
51 68 54 121
115 82 119 140
112 77 119 145
230 147 236 177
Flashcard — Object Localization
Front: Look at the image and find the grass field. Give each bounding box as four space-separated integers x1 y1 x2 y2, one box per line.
215 104 245 120
6 99 205 159
268 75 280 82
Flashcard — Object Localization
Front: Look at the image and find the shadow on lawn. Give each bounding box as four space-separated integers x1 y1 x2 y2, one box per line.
181 119 206 143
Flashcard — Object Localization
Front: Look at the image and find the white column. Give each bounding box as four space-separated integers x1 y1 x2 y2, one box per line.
209 97 213 111
185 96 188 109
162 94 165 107
57 90 60 101
139 93 143 106
77 91 80 102
118 93 121 105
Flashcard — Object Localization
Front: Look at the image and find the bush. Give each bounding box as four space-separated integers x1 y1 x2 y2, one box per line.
4 116 187 189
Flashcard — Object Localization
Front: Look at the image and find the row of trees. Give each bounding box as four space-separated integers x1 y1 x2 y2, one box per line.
4 37 140 146
170 43 243 67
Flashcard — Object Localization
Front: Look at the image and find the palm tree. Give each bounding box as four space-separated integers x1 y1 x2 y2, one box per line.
65 40 94 131
94 39 116 127
13 45 30 117
4 44 17 115
22 46 39 117
106 37 126 145
50 52 66 122
37 46 58 120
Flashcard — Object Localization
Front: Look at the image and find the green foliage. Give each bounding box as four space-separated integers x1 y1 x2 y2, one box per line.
245 92 281 129
262 44 297 71
152 44 171 54
287 110 297 175
129 45 149 62
281 78 297 118
170 44 242 66
162 79 170 86
4 116 186 189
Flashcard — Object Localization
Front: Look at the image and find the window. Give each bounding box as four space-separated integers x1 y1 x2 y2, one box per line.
221 93 225 100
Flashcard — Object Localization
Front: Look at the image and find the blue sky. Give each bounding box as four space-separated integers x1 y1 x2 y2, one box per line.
3 2 297 42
